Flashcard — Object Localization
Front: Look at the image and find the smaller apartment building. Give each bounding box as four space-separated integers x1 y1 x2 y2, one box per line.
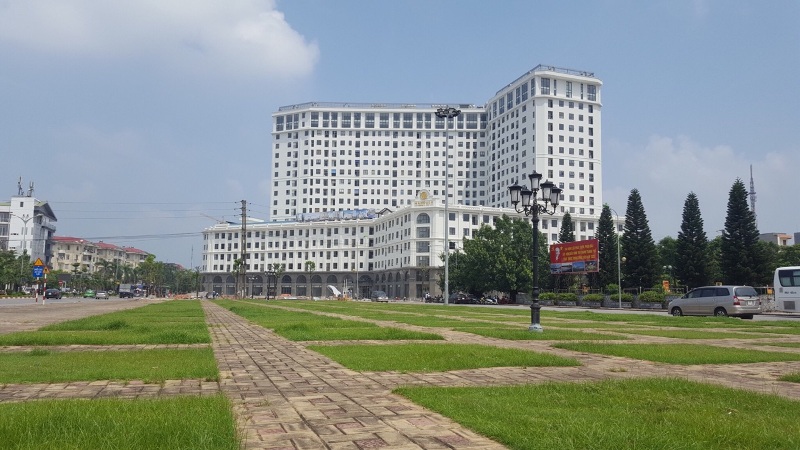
0 194 58 265
202 192 517 299
51 237 151 273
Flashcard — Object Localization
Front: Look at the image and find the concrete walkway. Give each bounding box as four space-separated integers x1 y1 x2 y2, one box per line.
1 299 800 449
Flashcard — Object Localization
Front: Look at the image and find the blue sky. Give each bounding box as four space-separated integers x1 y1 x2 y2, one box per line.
1 0 798 267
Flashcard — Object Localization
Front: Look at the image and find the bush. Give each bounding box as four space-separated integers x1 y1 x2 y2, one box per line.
638 290 665 303
582 293 604 303
557 292 578 304
539 292 557 301
607 292 634 303
605 284 620 295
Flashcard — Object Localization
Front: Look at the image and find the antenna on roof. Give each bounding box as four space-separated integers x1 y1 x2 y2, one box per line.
17 177 23 196
28 181 34 197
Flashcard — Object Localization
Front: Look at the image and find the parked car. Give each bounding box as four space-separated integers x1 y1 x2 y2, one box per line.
96 291 109 299
44 288 62 299
371 290 389 302
668 285 761 319
83 289 96 299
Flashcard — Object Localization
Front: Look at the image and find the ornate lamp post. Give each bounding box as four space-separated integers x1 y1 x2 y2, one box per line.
265 269 277 300
509 171 563 332
435 106 461 305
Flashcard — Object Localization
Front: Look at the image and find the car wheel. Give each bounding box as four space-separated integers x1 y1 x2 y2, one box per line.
670 307 682 317
714 307 728 317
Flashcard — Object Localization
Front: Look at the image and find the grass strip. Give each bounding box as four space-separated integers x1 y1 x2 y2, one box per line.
0 394 238 450
0 300 210 345
780 373 800 383
217 300 442 341
455 327 627 340
755 342 800 348
614 329 770 339
395 378 800 450
0 348 218 384
307 343 579 372
554 342 800 365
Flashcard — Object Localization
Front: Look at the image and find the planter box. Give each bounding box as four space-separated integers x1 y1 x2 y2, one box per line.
638 302 666 310
581 301 602 308
555 301 577 307
603 299 631 308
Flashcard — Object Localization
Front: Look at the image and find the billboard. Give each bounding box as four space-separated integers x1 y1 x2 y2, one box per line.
549 239 599 274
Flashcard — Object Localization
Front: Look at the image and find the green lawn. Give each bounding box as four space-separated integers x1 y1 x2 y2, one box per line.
614 329 770 339
0 348 218 383
395 378 800 450
217 300 442 341
307 343 579 372
0 300 210 345
780 373 800 383
454 326 627 341
554 343 800 365
0 394 239 449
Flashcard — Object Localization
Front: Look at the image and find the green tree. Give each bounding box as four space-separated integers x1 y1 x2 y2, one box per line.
675 192 710 289
596 205 618 290
707 235 723 284
453 215 549 303
620 189 659 290
138 255 162 296
720 179 763 285
558 212 575 243
0 250 20 288
778 245 800 267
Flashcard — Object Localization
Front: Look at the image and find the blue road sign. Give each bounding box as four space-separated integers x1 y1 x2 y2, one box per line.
32 266 44 278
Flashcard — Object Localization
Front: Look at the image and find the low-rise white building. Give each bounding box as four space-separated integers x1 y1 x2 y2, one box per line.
202 192 518 299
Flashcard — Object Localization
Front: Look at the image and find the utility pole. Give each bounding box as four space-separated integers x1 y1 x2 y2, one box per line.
240 200 247 298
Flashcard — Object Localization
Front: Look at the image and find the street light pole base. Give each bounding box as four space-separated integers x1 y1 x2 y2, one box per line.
528 323 543 332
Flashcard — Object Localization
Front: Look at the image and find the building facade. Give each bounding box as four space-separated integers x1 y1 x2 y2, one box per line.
203 194 514 299
0 192 58 265
51 237 151 273
202 64 605 298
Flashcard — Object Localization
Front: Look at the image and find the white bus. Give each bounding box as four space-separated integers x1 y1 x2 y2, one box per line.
773 266 800 312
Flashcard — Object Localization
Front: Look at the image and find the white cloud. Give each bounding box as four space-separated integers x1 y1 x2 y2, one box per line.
604 135 800 240
0 0 319 79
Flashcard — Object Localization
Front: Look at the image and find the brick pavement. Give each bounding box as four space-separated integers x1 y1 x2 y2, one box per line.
1 299 800 449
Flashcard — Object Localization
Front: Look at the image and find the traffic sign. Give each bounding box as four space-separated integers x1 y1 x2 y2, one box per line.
33 266 44 278
33 258 44 267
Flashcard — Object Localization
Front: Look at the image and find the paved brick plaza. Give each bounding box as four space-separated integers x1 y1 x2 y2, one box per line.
1 299 799 449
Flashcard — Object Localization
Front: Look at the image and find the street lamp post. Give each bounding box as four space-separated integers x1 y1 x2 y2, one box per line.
435 106 461 305
265 270 277 300
509 171 563 332
609 207 623 309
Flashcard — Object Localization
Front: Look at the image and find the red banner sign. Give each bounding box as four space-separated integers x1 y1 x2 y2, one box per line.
549 239 599 274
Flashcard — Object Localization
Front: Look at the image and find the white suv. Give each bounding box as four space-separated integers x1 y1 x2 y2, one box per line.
668 285 761 319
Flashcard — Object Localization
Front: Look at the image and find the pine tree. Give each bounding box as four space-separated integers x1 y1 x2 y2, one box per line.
596 204 618 290
620 189 659 289
675 192 710 289
559 212 575 243
720 179 762 285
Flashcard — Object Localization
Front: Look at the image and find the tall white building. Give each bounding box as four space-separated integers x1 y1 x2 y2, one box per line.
202 64 603 298
271 103 487 216
485 66 602 242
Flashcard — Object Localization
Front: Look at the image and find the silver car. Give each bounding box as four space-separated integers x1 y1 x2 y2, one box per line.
668 285 761 319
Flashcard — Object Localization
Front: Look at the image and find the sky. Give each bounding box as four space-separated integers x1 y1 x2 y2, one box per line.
2 0 799 267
